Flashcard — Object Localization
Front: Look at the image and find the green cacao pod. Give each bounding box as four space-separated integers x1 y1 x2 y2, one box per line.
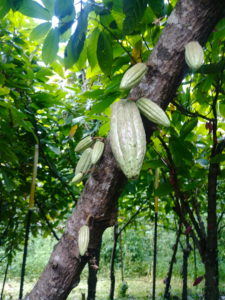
78 225 90 256
75 136 93 153
71 172 83 184
120 62 147 91
136 97 170 127
185 41 204 71
75 148 92 175
91 141 105 164
110 99 146 179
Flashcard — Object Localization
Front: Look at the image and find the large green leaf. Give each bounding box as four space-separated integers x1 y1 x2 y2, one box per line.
87 28 100 70
54 0 74 19
64 7 90 69
42 28 59 65
42 0 55 15
147 0 165 18
30 22 51 41
123 0 148 34
9 0 23 11
180 118 198 139
97 31 113 76
19 0 51 20
0 0 10 18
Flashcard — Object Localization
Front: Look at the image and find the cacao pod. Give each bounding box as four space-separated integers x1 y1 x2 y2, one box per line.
136 97 170 127
110 99 146 179
75 148 92 175
71 172 83 184
91 141 105 164
75 136 93 153
120 62 147 91
185 41 204 71
78 225 90 256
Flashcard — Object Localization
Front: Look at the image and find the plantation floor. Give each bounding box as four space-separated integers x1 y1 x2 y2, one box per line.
1 276 224 300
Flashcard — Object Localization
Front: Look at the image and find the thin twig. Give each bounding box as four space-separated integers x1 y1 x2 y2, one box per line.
171 100 214 121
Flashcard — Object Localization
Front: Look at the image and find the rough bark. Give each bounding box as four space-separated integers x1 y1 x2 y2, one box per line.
24 1 224 299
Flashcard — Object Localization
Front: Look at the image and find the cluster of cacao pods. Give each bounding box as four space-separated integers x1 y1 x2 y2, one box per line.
109 63 170 179
72 136 105 184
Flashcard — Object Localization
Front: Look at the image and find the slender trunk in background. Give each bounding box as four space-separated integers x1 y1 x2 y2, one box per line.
19 209 32 300
119 233 124 282
0 258 9 300
205 162 219 300
87 241 102 300
152 212 158 300
164 225 181 299
182 235 190 300
109 224 118 300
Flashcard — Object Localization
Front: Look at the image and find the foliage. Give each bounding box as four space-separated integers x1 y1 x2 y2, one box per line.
0 0 225 298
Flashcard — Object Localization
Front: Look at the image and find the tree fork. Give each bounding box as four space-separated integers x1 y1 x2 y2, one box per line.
24 1 224 299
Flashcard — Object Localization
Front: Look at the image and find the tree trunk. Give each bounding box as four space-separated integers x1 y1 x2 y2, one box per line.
205 162 219 300
109 224 118 300
87 241 102 300
164 225 181 299
119 233 124 282
24 1 224 299
182 235 190 300
152 212 158 300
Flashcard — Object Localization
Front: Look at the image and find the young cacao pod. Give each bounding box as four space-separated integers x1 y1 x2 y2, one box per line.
136 97 170 127
120 62 147 91
91 141 105 164
75 148 92 175
184 41 204 71
110 99 146 179
75 136 93 153
78 225 90 256
71 172 83 184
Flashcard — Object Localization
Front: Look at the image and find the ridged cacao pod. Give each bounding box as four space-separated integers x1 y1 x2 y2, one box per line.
75 136 93 153
110 99 146 179
91 141 105 164
120 62 147 91
75 148 92 175
185 41 204 71
71 172 83 184
136 97 170 127
78 225 90 256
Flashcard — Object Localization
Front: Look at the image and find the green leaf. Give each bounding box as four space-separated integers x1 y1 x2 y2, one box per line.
42 0 55 15
180 118 198 139
54 0 74 19
90 93 117 114
148 0 165 18
97 31 113 76
9 0 23 11
64 7 90 68
42 28 59 65
87 28 100 69
0 0 10 18
123 0 147 34
219 102 225 119
155 182 173 197
19 0 51 20
30 22 51 41
210 154 225 164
